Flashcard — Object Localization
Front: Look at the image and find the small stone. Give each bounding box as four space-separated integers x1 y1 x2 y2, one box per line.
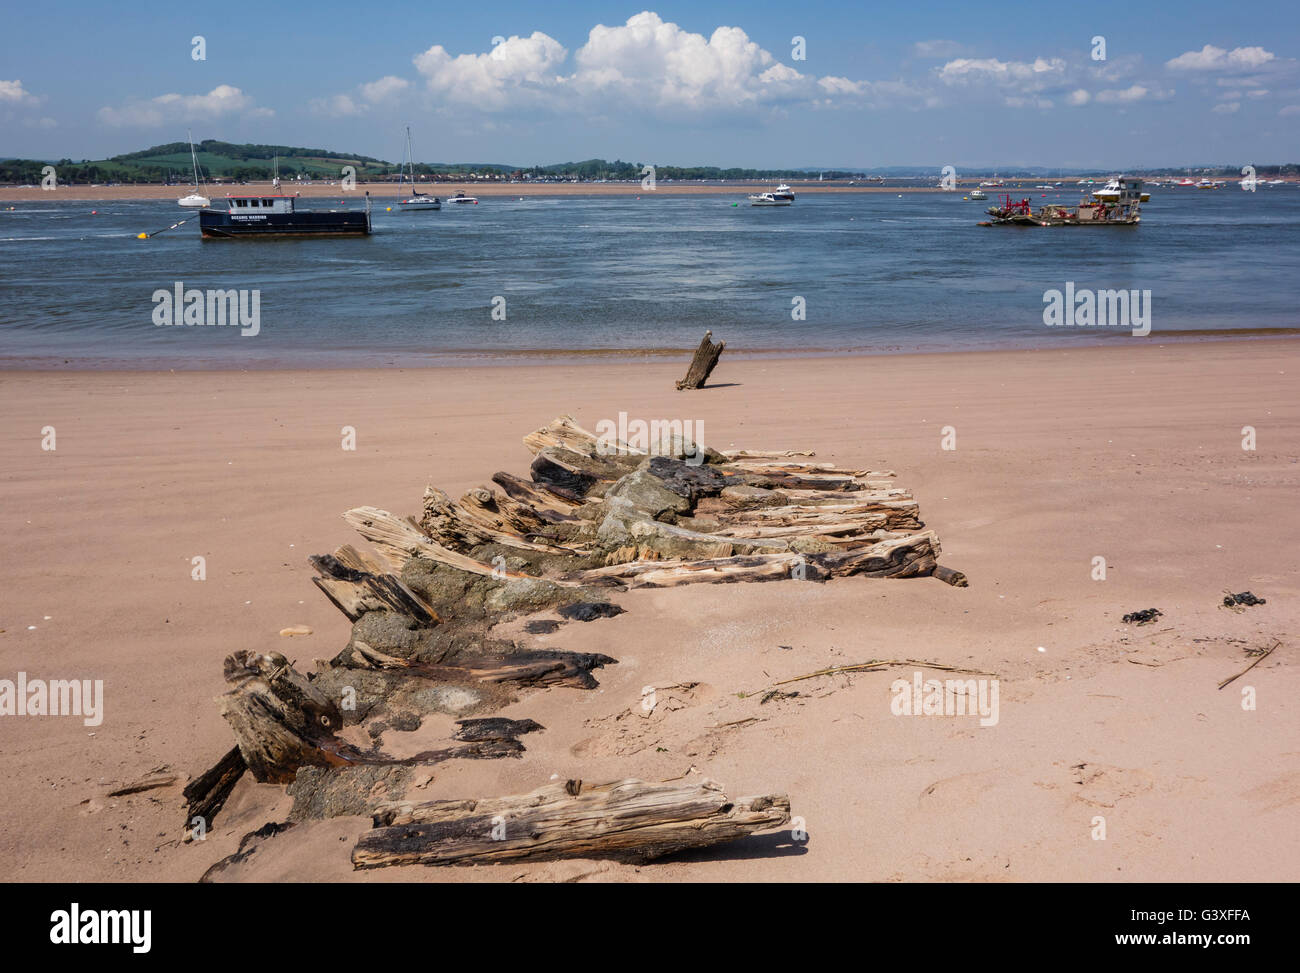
279 625 313 637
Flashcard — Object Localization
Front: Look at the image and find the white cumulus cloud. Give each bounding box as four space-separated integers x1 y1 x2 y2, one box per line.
98 85 271 127
1095 85 1150 104
1166 45 1275 72
390 11 918 114
0 79 39 105
359 75 411 102
938 57 1066 89
414 31 568 109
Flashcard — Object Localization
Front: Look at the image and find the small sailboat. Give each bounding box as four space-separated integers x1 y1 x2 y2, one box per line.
177 130 211 208
396 126 440 211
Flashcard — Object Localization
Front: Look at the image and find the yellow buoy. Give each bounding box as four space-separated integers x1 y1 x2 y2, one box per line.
386 206 392 211
137 232 148 239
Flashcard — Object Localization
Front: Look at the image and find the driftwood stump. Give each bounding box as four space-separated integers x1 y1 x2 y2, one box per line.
353 777 790 868
676 331 725 389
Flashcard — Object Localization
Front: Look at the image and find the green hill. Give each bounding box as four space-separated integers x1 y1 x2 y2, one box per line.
0 141 851 185
0 140 407 184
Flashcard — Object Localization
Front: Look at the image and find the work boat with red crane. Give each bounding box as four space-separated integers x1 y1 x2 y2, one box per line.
980 176 1144 226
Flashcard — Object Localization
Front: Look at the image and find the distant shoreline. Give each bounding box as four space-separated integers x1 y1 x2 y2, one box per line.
0 180 1113 202
6 177 1294 203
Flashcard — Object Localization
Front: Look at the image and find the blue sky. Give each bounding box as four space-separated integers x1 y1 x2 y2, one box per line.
2 0 1297 167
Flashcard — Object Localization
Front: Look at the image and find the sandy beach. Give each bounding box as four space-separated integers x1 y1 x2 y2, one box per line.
5 181 1294 204
1 182 958 203
0 338 1295 882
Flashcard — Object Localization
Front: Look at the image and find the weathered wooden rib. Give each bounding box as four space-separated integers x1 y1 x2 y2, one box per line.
736 470 874 491
575 531 939 587
675 331 726 390
713 520 899 542
721 449 816 460
183 745 246 838
344 640 617 690
420 486 581 554
310 546 440 624
717 485 910 511
491 470 585 515
725 461 881 477
715 499 922 531
218 650 548 786
218 650 356 784
344 506 529 579
522 415 628 457
353 777 789 868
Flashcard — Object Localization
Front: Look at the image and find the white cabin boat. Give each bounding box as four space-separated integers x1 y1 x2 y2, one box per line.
1092 177 1151 203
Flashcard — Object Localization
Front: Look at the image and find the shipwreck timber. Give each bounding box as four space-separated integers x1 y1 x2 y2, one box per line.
184 415 965 868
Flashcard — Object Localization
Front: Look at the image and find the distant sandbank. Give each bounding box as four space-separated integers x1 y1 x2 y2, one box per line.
0 181 1009 203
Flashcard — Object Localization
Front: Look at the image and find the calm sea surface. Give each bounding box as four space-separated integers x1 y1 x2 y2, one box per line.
2 187 1298 368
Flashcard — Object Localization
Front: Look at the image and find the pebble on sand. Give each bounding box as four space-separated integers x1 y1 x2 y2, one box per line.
279 625 313 637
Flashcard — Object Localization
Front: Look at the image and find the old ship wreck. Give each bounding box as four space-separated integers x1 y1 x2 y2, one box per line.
180 415 970 873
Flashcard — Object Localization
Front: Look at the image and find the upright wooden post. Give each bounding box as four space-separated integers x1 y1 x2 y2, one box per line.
676 331 725 389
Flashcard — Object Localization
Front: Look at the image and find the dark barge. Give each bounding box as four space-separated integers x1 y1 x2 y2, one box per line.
200 193 372 238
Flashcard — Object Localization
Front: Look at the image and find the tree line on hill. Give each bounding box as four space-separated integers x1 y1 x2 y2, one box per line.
2 142 1296 185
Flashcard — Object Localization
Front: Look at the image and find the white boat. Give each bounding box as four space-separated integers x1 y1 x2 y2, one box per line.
177 130 210 208
969 189 987 200
771 183 795 201
448 191 478 204
396 126 440 210
748 193 791 206
1092 177 1151 203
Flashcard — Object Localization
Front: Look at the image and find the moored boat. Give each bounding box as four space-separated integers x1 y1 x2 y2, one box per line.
1092 177 1151 203
396 126 440 211
748 192 791 206
981 177 1144 226
771 183 795 201
177 130 210 209
448 191 478 204
199 193 372 238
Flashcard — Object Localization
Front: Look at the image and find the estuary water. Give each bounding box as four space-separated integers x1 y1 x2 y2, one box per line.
1 186 1297 368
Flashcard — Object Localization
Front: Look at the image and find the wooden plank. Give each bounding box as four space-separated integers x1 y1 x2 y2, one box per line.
353 777 789 868
576 531 939 587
